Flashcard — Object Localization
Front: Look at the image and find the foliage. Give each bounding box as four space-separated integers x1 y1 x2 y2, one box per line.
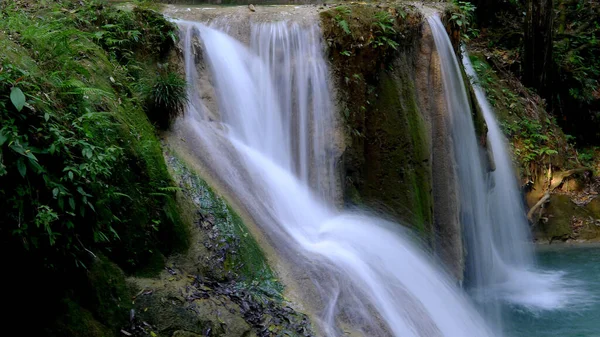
0 0 187 276
371 11 400 50
142 69 188 129
553 1 599 104
334 6 352 36
469 54 575 178
472 0 600 144
447 0 480 41
321 4 422 60
502 118 559 166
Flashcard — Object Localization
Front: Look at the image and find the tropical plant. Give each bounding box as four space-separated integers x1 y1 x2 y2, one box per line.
449 0 480 41
142 70 188 129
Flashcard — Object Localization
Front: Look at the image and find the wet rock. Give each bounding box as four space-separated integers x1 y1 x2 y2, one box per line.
172 331 201 337
536 194 600 242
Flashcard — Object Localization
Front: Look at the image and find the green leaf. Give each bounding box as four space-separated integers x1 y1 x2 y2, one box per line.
44 113 50 122
109 226 120 240
10 87 26 112
69 197 75 210
68 171 74 180
17 159 26 177
82 148 92 159
52 188 59 198
0 130 7 146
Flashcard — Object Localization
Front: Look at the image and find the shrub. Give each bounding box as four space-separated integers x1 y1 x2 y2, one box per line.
143 70 188 130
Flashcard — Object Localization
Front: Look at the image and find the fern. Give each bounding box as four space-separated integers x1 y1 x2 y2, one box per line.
338 18 351 35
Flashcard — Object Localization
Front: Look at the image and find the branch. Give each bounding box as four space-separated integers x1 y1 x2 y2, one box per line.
527 192 550 222
527 167 592 223
548 167 593 191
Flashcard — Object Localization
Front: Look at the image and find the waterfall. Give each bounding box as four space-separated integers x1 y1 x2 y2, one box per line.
428 15 581 320
175 19 497 337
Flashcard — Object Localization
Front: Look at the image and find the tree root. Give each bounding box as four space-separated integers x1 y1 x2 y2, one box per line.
527 192 550 222
527 167 593 223
548 167 593 191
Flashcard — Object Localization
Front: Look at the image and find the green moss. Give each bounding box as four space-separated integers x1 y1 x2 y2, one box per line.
362 65 432 234
49 298 115 337
321 4 431 235
167 154 282 297
87 255 133 329
464 65 489 142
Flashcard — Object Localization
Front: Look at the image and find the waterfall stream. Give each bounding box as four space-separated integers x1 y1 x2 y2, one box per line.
175 19 497 337
461 48 584 312
428 15 581 329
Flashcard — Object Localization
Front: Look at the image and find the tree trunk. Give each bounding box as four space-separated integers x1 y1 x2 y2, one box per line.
523 0 554 99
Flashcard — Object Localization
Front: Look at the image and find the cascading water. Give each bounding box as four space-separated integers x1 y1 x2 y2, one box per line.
427 15 582 321
428 16 505 324
461 49 585 311
174 18 498 337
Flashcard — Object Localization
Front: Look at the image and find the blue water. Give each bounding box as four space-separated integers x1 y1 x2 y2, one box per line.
505 245 600 337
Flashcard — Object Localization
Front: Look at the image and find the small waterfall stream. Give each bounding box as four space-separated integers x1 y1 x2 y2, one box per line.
461 48 582 311
428 17 506 324
428 15 580 328
175 19 498 337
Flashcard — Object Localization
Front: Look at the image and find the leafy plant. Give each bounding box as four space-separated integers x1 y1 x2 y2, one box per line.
335 6 352 35
142 70 188 129
449 0 480 41
371 11 399 50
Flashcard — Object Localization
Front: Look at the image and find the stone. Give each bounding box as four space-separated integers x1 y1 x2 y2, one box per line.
172 331 201 337
248 4 256 12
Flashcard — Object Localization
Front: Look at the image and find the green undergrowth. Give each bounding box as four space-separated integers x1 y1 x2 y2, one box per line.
468 53 578 178
472 0 599 144
444 0 479 44
167 154 283 300
0 0 188 272
0 0 189 334
320 4 422 86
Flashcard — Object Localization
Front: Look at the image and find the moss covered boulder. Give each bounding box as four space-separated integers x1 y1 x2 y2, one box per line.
536 194 600 242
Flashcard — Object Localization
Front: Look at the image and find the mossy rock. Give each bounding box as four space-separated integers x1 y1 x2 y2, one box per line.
87 255 133 329
361 62 432 234
134 288 255 337
49 298 115 337
166 154 280 288
172 331 202 337
581 198 600 240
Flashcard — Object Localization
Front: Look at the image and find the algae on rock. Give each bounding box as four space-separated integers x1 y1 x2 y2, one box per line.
126 151 314 337
320 4 432 233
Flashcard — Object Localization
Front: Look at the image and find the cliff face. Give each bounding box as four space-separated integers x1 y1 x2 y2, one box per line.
321 3 465 280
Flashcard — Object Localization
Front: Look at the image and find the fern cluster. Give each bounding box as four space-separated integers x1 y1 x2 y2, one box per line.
143 70 188 129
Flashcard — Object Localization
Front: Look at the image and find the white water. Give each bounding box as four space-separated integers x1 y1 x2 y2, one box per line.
428 18 506 321
460 48 586 312
176 19 498 337
427 14 580 321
